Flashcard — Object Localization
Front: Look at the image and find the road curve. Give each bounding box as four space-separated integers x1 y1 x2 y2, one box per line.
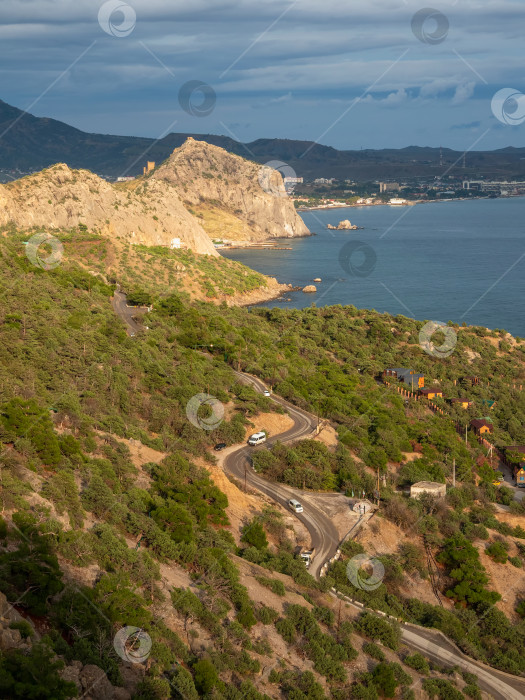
111 299 525 694
111 290 142 336
223 370 340 579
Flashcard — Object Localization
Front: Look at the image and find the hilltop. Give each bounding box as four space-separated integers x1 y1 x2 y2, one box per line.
3 98 525 181
0 136 308 264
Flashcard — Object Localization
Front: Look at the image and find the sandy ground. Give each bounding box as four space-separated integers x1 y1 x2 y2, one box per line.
476 539 525 619
244 411 295 440
356 515 454 609
309 422 339 450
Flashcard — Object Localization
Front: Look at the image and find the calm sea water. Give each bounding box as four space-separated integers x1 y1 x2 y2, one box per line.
221 198 525 337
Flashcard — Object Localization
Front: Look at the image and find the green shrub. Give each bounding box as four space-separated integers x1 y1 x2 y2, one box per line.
362 642 385 661
403 652 430 674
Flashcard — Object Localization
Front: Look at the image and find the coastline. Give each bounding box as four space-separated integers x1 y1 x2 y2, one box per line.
296 195 504 212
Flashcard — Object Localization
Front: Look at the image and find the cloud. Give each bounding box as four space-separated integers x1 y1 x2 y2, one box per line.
0 0 523 149
452 81 476 104
451 120 482 130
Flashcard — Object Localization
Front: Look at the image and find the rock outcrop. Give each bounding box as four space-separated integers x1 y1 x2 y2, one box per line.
327 219 358 230
0 138 310 255
152 138 310 243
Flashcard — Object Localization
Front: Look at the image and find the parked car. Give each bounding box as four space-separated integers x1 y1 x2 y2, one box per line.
263 389 271 397
288 499 303 513
300 549 314 568
214 443 227 451
248 432 267 446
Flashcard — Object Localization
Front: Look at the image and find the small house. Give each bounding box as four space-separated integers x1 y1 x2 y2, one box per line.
482 399 496 410
401 373 425 390
419 387 443 399
383 368 425 389
515 465 525 488
383 367 412 379
470 418 493 435
410 482 446 499
449 398 472 409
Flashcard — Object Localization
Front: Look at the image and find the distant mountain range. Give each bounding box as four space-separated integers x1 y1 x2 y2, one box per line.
1 99 525 181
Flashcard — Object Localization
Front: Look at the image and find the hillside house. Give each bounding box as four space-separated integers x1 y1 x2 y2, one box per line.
482 399 496 410
383 368 424 389
516 465 525 487
419 387 443 399
470 418 493 435
449 398 473 409
410 481 447 499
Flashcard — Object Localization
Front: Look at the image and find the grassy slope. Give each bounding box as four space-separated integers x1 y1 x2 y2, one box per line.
0 232 524 697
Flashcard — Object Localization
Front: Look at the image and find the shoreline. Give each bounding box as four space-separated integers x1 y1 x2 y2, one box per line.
296 194 516 212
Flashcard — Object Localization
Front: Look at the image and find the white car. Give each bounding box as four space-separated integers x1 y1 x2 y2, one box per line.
288 499 303 513
248 432 267 446
263 389 271 397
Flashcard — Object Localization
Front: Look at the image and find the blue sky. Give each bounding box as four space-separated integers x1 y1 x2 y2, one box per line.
1 0 524 150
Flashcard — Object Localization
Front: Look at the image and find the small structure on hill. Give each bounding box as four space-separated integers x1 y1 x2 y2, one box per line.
383 368 425 389
410 482 446 499
470 418 493 435
419 387 443 399
352 500 374 515
449 398 472 409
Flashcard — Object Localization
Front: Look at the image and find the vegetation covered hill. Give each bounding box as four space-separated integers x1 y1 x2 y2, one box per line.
0 229 524 698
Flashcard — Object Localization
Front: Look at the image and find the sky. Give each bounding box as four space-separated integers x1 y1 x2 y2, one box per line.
1 0 524 151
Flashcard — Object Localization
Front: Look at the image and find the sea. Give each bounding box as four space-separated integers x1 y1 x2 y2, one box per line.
220 197 525 338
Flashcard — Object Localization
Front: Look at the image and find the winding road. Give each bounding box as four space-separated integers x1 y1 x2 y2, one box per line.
223 370 340 579
111 293 525 697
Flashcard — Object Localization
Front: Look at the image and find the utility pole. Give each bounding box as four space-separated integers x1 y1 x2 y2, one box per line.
452 458 456 487
244 463 247 493
465 424 468 445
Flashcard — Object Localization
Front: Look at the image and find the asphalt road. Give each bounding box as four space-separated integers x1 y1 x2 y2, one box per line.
223 370 341 579
111 290 142 336
111 298 525 694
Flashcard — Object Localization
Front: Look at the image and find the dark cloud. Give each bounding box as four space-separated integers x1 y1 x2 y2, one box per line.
0 0 523 149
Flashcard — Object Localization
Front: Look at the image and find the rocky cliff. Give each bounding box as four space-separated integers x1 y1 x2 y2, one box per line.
153 138 310 242
0 138 309 254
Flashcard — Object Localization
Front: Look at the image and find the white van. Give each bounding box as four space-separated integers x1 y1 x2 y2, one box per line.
248 432 267 446
288 499 303 513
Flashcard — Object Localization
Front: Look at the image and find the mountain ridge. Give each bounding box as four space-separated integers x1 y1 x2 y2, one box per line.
2 99 525 180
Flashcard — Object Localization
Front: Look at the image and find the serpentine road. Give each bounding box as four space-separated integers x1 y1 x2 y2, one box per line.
224 370 340 579
112 295 525 698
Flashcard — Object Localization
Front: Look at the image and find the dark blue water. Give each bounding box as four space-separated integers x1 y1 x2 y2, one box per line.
221 198 525 337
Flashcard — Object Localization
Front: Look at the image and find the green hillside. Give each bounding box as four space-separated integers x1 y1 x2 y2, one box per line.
0 230 524 698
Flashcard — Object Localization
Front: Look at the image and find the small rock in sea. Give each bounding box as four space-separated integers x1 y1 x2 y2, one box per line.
302 285 317 293
313 278 322 282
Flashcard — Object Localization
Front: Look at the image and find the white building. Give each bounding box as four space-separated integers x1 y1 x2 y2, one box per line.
410 482 446 499
170 238 182 249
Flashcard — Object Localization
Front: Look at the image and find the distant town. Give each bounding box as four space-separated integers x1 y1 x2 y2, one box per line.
287 175 525 210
